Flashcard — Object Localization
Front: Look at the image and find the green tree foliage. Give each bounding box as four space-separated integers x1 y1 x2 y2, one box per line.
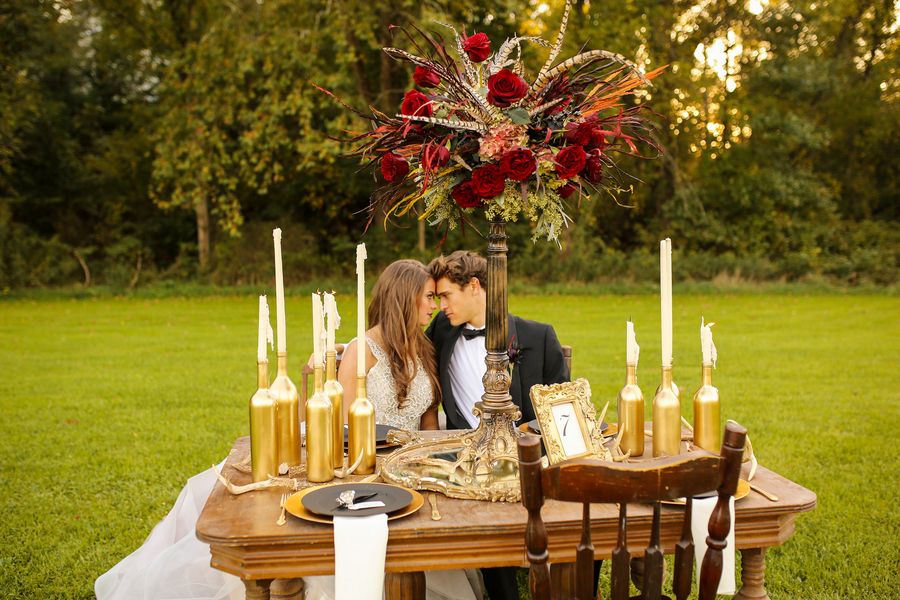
0 0 896 288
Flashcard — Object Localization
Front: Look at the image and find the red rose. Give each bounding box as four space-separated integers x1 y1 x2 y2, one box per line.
413 66 440 88
555 145 586 179
422 143 450 171
558 182 578 199
451 181 481 208
499 149 536 181
462 33 491 63
487 69 529 107
400 90 432 118
470 163 506 199
380 152 409 183
565 118 598 146
584 150 604 183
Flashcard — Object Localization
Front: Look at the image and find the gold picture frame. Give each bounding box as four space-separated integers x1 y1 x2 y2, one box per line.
530 378 610 465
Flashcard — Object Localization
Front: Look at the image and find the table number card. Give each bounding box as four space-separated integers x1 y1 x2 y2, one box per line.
530 379 609 465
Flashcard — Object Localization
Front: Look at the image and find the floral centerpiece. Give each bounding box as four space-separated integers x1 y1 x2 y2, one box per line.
326 2 664 243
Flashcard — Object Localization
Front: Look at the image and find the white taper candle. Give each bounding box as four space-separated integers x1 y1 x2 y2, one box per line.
356 243 367 377
273 228 287 353
701 317 717 367
660 238 673 368
626 320 640 366
324 292 340 352
312 292 324 366
258 295 274 363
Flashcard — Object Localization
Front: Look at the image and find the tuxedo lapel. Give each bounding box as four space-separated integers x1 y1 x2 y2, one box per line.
441 323 464 427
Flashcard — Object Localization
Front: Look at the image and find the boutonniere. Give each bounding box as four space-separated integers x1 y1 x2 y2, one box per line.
507 335 525 376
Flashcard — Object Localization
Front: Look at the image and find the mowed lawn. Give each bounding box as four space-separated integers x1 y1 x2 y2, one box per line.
0 292 897 599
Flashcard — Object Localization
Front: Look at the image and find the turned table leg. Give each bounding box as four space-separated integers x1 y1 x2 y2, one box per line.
244 579 273 600
734 548 770 600
385 571 426 600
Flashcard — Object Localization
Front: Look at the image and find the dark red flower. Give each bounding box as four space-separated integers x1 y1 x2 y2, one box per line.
422 143 450 171
462 33 491 63
555 145 586 179
558 182 578 199
584 150 604 183
499 149 536 182
487 69 529 107
380 152 409 183
565 118 597 146
413 66 440 88
547 97 571 115
400 90 432 118
470 163 506 199
451 180 481 208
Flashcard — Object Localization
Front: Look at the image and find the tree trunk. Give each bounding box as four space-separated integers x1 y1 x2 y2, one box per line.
196 196 211 272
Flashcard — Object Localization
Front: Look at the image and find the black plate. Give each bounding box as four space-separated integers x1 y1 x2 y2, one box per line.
526 419 609 433
343 423 400 444
301 483 413 518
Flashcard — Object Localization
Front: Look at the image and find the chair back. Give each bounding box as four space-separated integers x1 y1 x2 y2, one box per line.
518 422 747 600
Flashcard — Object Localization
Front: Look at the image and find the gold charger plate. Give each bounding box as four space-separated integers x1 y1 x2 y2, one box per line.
284 484 424 524
661 478 751 506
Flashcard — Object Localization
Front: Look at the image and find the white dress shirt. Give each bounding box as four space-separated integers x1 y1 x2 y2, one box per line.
448 325 487 428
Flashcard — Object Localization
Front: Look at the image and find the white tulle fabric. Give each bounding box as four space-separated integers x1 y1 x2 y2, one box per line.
365 336 434 430
94 464 243 600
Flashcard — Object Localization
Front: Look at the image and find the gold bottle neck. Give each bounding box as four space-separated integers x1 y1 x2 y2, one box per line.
257 360 269 389
277 352 288 376
356 375 367 399
701 363 713 386
314 365 325 392
325 350 337 381
661 366 674 389
625 363 637 385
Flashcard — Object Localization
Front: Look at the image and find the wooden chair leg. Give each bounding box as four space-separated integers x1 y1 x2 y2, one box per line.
734 548 770 600
243 579 273 600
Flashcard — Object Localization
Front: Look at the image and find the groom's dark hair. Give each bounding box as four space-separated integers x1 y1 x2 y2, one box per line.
428 251 487 289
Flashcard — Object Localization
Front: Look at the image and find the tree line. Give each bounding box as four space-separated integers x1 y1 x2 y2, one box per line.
1 0 897 290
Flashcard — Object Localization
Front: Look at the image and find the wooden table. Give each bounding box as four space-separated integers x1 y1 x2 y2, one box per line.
197 436 816 600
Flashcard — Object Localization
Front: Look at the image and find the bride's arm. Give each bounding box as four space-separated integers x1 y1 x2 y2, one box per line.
337 340 359 423
419 405 439 430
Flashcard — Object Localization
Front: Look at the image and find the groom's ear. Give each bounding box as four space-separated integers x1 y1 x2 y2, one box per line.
469 277 483 293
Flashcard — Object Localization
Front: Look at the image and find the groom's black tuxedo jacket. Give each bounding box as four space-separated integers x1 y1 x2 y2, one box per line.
425 311 570 430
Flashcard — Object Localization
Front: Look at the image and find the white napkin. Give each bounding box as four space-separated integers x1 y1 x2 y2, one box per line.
691 495 736 595
334 513 389 600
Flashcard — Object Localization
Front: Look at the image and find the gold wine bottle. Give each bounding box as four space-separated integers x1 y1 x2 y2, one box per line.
306 365 334 482
270 352 301 470
249 358 278 482
652 366 681 457
617 363 644 457
324 350 344 468
692 364 720 452
348 376 376 475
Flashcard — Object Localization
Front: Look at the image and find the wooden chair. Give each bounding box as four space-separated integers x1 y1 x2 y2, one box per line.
517 421 747 600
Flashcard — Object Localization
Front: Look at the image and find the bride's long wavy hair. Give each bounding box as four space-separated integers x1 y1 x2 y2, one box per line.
368 260 440 409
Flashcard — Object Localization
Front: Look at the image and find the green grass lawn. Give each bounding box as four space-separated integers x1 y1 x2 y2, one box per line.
1 292 897 598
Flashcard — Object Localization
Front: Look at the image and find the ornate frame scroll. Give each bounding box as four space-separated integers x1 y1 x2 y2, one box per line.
530 378 610 465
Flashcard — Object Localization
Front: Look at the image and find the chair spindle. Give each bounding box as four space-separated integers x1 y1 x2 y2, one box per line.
673 497 694 600
610 503 630 600
576 502 594 600
518 435 551 600
641 502 664 600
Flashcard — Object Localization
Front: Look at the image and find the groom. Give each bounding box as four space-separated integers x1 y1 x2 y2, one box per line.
426 250 569 600
425 250 569 431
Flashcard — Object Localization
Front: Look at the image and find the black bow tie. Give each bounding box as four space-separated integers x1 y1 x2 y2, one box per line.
461 328 486 340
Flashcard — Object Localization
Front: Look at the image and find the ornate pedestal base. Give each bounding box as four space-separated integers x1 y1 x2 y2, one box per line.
456 403 522 481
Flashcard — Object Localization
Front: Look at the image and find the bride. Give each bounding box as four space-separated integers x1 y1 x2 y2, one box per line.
95 259 480 600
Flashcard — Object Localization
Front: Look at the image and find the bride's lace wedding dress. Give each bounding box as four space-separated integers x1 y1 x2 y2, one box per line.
95 336 480 600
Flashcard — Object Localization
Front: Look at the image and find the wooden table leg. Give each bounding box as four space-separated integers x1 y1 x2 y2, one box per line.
734 548 771 600
550 563 577 599
385 571 426 600
244 579 273 600
270 577 304 599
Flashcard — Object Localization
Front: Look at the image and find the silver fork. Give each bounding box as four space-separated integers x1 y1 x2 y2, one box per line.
276 492 287 526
